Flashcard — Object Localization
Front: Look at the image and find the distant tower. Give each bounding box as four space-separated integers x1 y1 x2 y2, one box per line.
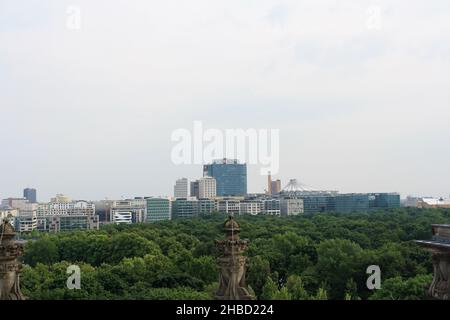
0 219 25 300
215 216 254 300
267 172 281 195
271 180 281 195
199 176 217 199
174 178 188 198
204 159 247 196
190 180 200 199
23 188 37 203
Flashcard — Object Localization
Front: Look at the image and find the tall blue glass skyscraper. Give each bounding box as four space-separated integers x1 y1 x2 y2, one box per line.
203 159 247 196
23 188 37 203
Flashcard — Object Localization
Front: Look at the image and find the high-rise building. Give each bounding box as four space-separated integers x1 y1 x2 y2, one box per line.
203 159 247 196
199 176 217 199
23 188 37 203
190 180 200 198
146 198 171 222
174 178 188 198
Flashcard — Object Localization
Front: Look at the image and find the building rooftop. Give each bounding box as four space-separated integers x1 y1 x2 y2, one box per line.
282 179 317 192
211 158 242 165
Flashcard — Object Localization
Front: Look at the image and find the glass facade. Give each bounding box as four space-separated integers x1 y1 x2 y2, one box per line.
23 188 37 203
372 193 401 208
203 159 247 196
46 215 99 232
301 196 330 214
146 198 171 222
198 199 215 215
332 194 370 213
172 198 199 219
295 193 400 214
263 199 281 215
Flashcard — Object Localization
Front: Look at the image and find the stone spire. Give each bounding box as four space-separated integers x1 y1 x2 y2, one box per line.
215 215 254 300
0 219 25 300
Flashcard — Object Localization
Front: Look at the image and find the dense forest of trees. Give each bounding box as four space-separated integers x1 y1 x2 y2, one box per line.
20 208 450 300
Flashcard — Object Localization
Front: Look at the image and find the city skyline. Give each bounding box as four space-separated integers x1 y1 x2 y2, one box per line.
0 158 446 202
1 1 450 200
1 170 443 203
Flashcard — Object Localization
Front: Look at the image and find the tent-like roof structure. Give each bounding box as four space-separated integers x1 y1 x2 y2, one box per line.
282 179 317 193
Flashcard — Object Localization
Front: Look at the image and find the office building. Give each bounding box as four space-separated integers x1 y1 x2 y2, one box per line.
35 196 99 231
46 214 99 233
280 198 304 216
1 198 28 209
146 197 171 222
371 193 401 209
1 198 38 232
203 159 247 196
190 180 200 198
23 188 37 203
263 199 281 215
17 203 38 232
216 199 241 215
93 200 114 223
332 194 371 213
110 200 146 224
198 198 216 215
39 199 96 216
240 200 263 216
172 198 198 218
174 178 188 198
199 176 216 199
287 192 401 214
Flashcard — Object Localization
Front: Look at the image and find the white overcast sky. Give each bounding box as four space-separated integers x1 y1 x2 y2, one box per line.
1 0 450 201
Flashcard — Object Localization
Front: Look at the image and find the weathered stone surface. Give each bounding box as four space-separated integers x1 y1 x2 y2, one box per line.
416 224 450 300
0 219 25 300
215 215 254 300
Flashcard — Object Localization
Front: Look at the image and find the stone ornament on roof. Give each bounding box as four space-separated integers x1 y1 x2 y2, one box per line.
0 219 25 300
215 215 254 300
416 224 450 300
